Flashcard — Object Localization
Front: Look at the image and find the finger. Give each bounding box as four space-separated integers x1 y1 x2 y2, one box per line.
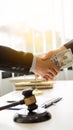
49 61 60 74
41 51 55 60
43 73 55 80
35 74 39 78
46 68 57 77
43 76 50 81
43 75 54 81
50 68 59 76
52 65 60 73
41 53 52 61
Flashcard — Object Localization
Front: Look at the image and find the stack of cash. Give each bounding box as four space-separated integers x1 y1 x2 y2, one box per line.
51 49 73 69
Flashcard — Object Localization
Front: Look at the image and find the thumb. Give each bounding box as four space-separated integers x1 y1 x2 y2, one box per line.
41 51 54 60
35 74 40 78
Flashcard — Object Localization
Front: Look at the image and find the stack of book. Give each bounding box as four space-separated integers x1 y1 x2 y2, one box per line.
13 79 54 90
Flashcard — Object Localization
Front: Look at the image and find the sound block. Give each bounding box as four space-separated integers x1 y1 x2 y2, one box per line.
13 108 51 123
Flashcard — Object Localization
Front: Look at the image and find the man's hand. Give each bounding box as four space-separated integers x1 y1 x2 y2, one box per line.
34 52 60 81
33 46 67 81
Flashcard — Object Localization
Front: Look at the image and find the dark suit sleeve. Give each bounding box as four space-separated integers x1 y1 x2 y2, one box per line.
64 39 73 53
0 46 33 74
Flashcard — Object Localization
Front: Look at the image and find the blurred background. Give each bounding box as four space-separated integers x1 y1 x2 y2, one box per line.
0 0 73 95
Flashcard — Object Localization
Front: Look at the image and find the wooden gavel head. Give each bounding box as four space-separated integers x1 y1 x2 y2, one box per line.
22 88 38 112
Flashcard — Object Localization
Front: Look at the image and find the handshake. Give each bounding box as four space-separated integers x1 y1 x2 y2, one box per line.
33 46 73 81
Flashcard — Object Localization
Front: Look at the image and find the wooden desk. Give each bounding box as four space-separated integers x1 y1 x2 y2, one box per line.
0 81 73 130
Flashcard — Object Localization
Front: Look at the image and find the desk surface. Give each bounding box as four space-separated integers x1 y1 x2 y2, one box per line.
0 80 73 130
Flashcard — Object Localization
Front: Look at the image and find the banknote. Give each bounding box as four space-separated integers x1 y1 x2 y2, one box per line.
51 49 73 69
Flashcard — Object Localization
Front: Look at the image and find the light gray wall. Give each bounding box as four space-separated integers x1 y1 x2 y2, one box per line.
0 78 15 96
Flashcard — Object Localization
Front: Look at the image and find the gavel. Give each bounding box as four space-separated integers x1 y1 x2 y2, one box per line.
0 88 51 123
0 88 38 112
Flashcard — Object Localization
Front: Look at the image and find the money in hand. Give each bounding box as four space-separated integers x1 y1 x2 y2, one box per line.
51 49 73 69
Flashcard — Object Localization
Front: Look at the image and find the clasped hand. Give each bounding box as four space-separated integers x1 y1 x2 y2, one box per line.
34 50 60 81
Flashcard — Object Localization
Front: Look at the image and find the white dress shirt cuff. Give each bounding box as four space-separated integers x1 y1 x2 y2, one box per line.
30 56 36 72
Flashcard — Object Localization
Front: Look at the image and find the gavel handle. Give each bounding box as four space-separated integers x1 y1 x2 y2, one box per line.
0 100 24 111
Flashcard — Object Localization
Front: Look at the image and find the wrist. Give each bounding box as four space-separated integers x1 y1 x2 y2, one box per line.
55 46 67 54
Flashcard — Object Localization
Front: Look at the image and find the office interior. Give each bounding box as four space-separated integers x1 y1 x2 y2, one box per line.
0 0 73 96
